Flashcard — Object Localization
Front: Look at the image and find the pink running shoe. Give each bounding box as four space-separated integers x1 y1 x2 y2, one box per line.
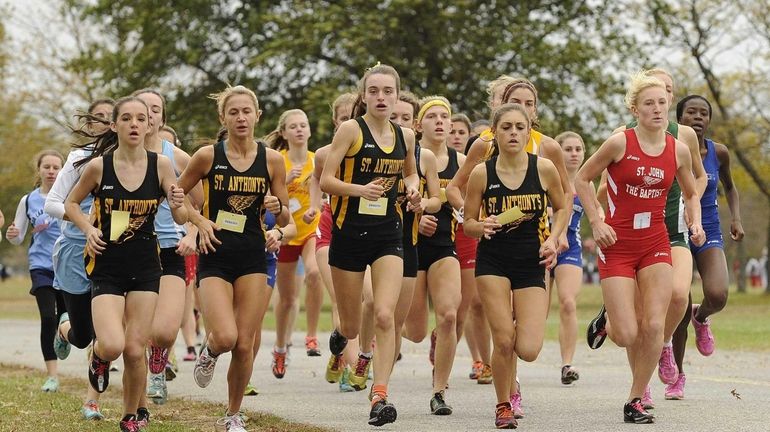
691 304 715 356
148 345 169 375
665 373 686 400
509 391 524 419
657 344 678 385
641 385 655 410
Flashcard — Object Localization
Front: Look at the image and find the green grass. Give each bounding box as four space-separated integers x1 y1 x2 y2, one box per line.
0 363 329 432
3 275 770 351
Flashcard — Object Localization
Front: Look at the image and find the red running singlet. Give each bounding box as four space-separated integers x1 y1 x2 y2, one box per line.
599 129 678 278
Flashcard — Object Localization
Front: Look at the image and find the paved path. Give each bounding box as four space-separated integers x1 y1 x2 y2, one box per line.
3 319 769 431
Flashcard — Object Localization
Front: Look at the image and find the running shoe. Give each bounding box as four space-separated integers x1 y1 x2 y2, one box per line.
665 373 686 400
193 341 218 388
586 304 608 349
81 400 104 420
147 372 167 405
88 353 111 393
216 413 247 432
428 328 437 366
165 362 177 381
136 407 150 429
657 344 678 384
339 366 355 392
430 390 453 415
148 345 168 375
561 365 579 385
469 360 483 380
495 402 517 429
119 417 140 432
691 304 715 356
329 329 348 356
350 354 372 391
41 376 58 392
368 399 397 426
305 336 321 356
271 350 287 379
642 385 655 410
183 347 197 362
510 387 524 419
325 353 343 383
53 313 71 360
243 383 259 396
478 364 493 384
623 398 654 424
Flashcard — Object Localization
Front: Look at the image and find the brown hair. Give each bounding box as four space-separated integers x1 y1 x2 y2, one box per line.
500 78 540 129
554 131 584 147
331 92 357 123
33 149 64 187
351 63 401 118
491 103 531 131
451 113 472 133
131 88 166 125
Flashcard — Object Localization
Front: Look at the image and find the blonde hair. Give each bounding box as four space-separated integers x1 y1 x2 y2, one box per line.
500 78 540 128
645 67 673 82
209 85 259 117
624 70 667 110
554 131 584 147
486 75 516 106
416 95 452 124
331 92 357 123
263 109 307 152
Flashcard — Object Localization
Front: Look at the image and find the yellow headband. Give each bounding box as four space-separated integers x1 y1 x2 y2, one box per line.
417 100 452 124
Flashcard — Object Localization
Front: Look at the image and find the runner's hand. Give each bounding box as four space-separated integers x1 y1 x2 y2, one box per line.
265 229 282 253
730 220 744 242
5 223 19 241
303 207 318 224
689 223 706 247
539 237 558 270
194 218 221 254
359 179 385 201
482 215 501 240
84 226 106 256
175 231 197 256
418 214 438 237
264 195 282 216
169 184 185 209
590 220 617 249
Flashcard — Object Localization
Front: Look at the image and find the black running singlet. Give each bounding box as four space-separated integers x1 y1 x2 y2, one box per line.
420 147 460 246
478 154 549 254
86 152 163 277
399 143 423 247
202 141 270 249
331 116 406 239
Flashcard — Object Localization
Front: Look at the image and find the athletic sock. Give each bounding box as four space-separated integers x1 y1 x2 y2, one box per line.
360 351 373 359
371 384 387 405
275 346 287 354
663 340 673 347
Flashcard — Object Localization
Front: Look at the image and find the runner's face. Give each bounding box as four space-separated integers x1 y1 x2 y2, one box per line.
364 73 397 119
39 155 62 188
221 94 260 140
653 73 675 106
390 101 414 129
88 103 113 135
136 92 164 136
505 87 537 120
112 100 149 148
633 86 669 130
448 121 469 152
560 137 584 173
679 98 711 136
417 105 450 142
282 113 311 146
493 110 530 156
334 103 353 130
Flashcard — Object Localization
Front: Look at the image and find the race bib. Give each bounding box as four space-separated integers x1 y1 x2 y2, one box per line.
497 206 525 225
109 210 130 241
633 212 651 230
216 210 247 233
288 198 302 214
358 197 388 216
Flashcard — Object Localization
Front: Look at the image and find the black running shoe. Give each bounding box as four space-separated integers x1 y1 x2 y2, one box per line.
430 391 453 415
136 407 150 429
624 398 654 424
586 305 608 349
561 365 580 385
88 353 111 393
368 399 397 426
329 329 348 356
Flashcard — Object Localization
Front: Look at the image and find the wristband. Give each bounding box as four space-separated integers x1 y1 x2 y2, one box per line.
276 227 284 241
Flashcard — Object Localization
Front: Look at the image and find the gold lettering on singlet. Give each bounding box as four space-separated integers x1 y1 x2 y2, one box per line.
227 176 267 193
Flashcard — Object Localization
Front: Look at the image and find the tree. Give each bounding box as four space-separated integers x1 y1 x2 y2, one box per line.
63 0 645 149
645 0 770 292
0 14 63 260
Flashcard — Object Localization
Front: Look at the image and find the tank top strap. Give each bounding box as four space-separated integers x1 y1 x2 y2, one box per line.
256 141 271 184
623 128 641 156
665 132 677 167
101 154 117 190
392 120 407 155
147 151 160 193
484 157 499 187
523 153 540 187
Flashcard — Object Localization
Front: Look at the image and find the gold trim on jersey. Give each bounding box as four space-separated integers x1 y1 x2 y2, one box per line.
526 130 543 155
332 158 356 229
202 180 210 220
538 195 550 245
346 130 364 157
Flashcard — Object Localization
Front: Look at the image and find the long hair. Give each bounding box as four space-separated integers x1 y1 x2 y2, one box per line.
263 109 307 152
72 96 149 169
350 63 401 118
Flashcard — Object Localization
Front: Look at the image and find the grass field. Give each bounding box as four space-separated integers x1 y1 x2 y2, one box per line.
2 275 769 352
0 363 328 432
